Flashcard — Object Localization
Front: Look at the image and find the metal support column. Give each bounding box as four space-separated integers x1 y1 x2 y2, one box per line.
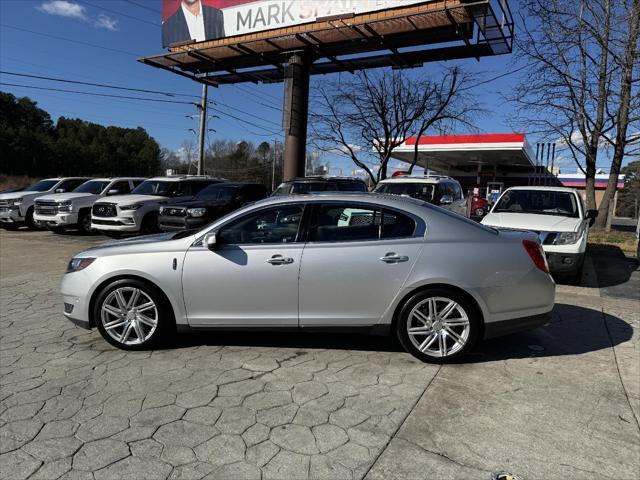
283 51 311 181
197 83 208 175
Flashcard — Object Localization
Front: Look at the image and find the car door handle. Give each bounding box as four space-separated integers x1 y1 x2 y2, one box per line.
380 253 409 263
267 255 294 265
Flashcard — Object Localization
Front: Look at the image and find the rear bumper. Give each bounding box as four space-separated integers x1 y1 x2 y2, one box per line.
484 311 552 339
159 215 206 231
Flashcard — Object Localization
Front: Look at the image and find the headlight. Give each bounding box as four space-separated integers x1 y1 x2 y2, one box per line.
187 208 206 217
8 198 22 206
66 257 95 273
57 200 72 212
554 232 579 245
121 203 143 211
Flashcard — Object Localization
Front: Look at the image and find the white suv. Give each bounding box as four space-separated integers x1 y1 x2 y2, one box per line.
34 178 145 234
91 176 224 238
482 186 598 279
374 175 467 216
0 177 90 230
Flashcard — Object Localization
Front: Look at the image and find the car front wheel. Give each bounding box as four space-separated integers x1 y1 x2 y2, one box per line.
94 279 172 350
397 289 480 363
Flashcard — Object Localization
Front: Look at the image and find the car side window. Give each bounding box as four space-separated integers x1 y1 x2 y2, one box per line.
58 179 86 192
452 183 463 200
434 184 446 203
132 180 144 188
311 204 382 242
381 209 416 238
190 181 213 196
109 181 131 194
217 205 304 245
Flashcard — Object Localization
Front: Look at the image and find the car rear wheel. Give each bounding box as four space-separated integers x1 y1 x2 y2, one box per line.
94 279 173 350
25 207 40 230
396 288 480 363
78 211 94 234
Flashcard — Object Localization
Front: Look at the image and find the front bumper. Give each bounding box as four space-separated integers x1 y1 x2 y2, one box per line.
91 216 140 232
0 207 24 225
484 311 552 339
546 252 584 274
34 212 78 227
159 215 206 231
61 270 93 329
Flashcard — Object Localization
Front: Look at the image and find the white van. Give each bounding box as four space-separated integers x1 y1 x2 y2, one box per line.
482 186 598 279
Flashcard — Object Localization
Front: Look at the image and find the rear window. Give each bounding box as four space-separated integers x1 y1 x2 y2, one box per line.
375 182 434 202
336 181 368 192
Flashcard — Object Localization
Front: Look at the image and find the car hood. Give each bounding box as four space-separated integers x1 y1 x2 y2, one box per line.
0 191 47 201
482 212 581 232
80 232 195 256
164 199 227 209
35 193 96 202
96 194 167 205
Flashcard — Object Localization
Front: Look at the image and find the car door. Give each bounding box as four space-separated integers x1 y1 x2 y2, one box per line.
298 202 425 326
182 203 306 326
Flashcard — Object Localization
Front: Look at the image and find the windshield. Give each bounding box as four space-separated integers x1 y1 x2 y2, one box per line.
291 182 326 194
24 180 58 192
493 190 580 218
131 180 182 197
196 184 238 201
73 180 110 194
375 183 435 202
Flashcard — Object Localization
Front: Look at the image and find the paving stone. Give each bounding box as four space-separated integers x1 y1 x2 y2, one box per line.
94 456 172 480
242 358 280 372
310 454 354 480
262 450 310 480
30 457 72 480
183 406 222 426
194 434 245 466
293 406 329 427
292 381 329 404
208 460 261 479
313 424 350 454
244 391 292 410
270 424 318 454
0 402 44 422
176 385 218 409
161 446 196 466
256 404 298 427
246 440 279 467
168 461 215 480
0 450 42 480
0 419 43 453
73 438 130 471
23 436 83 462
215 406 256 434
327 442 371 470
329 407 369 429
155 420 216 448
217 379 264 397
131 405 185 427
131 438 164 458
242 422 270 447
35 419 77 440
76 415 129 442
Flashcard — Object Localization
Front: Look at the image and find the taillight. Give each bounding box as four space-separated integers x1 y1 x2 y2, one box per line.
522 239 550 273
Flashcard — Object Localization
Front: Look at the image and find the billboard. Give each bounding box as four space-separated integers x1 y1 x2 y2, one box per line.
162 0 430 48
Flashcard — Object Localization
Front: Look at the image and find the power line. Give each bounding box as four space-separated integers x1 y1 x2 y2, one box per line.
122 0 161 15
210 99 281 127
78 0 159 27
0 83 196 105
1 24 143 56
0 70 197 99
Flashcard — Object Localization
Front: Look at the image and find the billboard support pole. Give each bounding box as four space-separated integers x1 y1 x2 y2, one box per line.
283 51 311 181
197 83 208 176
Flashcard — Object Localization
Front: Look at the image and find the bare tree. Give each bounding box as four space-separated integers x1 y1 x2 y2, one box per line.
309 68 479 185
594 0 640 228
181 139 196 174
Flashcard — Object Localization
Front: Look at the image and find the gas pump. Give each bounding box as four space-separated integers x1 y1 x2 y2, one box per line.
486 182 504 205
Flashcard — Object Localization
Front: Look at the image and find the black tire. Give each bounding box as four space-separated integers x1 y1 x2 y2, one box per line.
77 210 94 235
396 288 481 363
93 279 174 351
48 226 66 234
140 213 159 235
25 207 40 230
2 224 19 231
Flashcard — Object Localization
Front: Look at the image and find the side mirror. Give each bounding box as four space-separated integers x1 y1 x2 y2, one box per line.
55 188 66 193
439 194 453 205
586 209 598 226
203 232 218 251
107 189 120 196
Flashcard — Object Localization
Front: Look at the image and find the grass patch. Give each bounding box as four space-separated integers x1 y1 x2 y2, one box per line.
589 230 637 256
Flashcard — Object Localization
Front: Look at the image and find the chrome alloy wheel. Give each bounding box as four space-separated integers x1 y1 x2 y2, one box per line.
406 296 470 357
100 287 158 346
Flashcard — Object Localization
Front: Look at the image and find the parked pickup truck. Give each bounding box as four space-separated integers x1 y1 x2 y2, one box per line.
159 182 267 232
34 178 145 234
91 176 225 238
0 177 89 230
482 186 598 280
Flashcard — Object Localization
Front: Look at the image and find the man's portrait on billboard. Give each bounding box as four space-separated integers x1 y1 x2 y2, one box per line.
162 0 226 47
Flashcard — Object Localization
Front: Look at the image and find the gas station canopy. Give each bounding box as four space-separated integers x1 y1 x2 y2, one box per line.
391 133 536 175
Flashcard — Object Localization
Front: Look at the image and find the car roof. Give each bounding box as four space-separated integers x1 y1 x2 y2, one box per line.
145 176 225 182
283 177 366 183
377 176 456 184
250 192 432 211
504 186 578 193
88 177 147 182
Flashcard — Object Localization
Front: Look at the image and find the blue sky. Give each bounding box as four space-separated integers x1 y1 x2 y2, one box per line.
0 0 585 174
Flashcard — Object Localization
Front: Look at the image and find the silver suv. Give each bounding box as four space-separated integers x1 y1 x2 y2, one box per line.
374 175 467 216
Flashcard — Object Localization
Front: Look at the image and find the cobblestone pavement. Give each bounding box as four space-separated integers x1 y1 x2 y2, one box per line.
1 231 639 479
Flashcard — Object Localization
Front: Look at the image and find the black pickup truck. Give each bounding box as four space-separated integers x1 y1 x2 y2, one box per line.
158 182 267 232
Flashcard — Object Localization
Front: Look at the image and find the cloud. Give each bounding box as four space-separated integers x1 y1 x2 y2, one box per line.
36 1 118 31
95 14 118 31
37 1 86 19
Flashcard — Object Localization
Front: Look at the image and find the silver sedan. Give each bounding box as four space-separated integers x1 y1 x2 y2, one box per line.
61 194 555 362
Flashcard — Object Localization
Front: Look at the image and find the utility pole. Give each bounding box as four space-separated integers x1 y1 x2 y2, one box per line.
197 83 208 175
271 139 278 191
